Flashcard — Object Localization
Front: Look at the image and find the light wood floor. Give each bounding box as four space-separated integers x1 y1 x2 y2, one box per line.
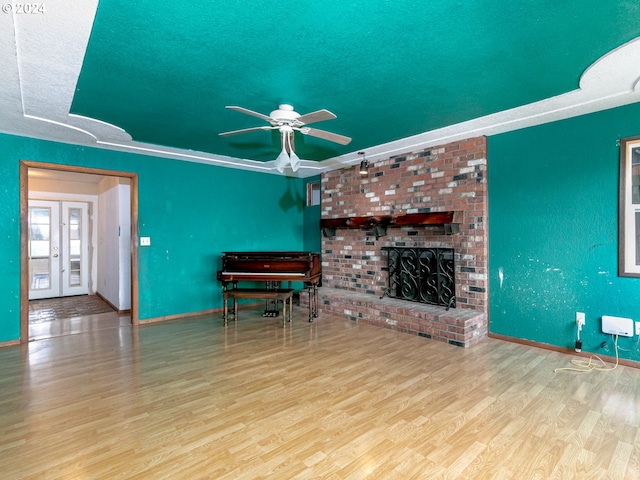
1 306 639 479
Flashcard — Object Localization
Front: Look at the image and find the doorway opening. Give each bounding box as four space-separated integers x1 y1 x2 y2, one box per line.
20 161 139 343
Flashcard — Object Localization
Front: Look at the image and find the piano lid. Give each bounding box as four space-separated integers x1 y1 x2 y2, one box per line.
221 251 320 258
218 251 321 284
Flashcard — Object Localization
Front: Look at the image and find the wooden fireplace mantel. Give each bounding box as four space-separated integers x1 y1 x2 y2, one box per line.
320 211 462 237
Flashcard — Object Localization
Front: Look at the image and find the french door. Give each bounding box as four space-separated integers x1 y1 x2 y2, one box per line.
28 200 90 300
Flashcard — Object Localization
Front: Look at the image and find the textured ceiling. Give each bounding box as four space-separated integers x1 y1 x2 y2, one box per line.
3 1 640 176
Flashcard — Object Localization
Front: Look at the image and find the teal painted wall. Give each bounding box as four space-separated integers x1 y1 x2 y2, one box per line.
488 101 640 362
0 133 307 342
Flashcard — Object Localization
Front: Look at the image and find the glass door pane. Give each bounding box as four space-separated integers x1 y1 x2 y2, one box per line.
61 201 89 296
67 207 82 287
29 207 51 290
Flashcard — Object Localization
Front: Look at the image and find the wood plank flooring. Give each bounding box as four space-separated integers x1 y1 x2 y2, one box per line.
1 306 639 479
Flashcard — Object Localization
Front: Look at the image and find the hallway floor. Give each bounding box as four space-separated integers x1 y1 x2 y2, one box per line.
28 295 130 341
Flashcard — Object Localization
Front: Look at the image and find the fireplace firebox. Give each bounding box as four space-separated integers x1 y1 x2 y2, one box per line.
381 247 456 309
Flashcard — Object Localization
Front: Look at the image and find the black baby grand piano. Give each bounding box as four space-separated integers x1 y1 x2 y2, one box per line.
217 251 321 322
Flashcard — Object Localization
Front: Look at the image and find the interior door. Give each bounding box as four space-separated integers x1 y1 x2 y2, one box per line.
28 200 60 299
28 200 90 299
61 201 90 297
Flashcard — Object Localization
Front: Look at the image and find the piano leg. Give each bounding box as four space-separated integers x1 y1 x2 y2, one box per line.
222 283 228 325
222 283 237 325
307 284 319 323
223 291 228 325
313 283 319 319
282 297 287 327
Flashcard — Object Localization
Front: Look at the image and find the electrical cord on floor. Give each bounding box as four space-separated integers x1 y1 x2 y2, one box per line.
554 334 619 373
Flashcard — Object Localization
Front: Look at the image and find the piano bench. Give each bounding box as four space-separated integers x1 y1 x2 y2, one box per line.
223 288 294 327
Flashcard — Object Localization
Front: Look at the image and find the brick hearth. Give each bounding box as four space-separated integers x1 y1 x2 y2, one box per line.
317 287 486 347
316 137 488 347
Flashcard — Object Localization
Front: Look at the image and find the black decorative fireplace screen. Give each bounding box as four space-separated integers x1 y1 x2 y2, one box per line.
381 247 456 309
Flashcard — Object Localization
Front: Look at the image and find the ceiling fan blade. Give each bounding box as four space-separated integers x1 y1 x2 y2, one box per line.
302 127 352 145
296 109 337 125
219 126 273 137
225 105 273 123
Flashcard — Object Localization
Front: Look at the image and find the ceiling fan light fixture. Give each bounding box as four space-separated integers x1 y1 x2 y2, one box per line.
275 132 289 173
289 150 301 172
284 129 301 172
275 149 288 173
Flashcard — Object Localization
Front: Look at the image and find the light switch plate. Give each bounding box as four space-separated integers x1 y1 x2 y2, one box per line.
140 237 151 246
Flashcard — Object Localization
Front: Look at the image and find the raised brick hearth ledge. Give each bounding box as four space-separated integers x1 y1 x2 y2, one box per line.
315 287 487 347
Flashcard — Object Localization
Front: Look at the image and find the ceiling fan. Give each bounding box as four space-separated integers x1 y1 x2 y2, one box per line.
219 104 352 173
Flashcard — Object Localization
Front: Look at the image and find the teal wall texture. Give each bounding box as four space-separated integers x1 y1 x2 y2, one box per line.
488 101 640 362
0 134 307 342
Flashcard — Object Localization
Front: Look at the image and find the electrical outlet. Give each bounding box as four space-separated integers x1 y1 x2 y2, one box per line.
140 237 151 246
576 312 585 327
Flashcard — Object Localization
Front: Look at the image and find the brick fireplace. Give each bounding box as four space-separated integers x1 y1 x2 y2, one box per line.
316 137 488 347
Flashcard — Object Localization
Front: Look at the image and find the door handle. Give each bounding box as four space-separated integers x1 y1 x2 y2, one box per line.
52 254 59 257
